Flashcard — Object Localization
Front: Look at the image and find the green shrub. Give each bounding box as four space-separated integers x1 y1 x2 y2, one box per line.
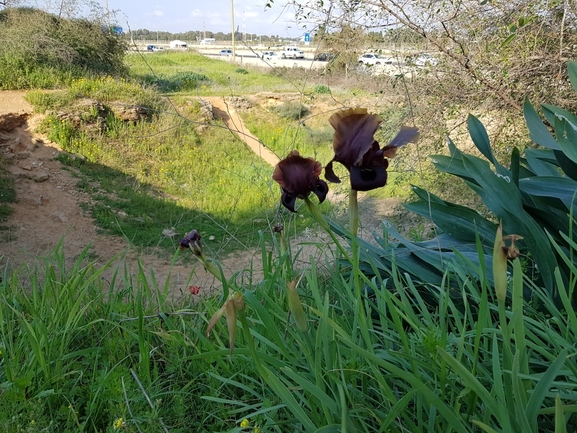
274 101 310 120
304 126 333 146
235 68 249 75
314 84 331 94
0 7 127 89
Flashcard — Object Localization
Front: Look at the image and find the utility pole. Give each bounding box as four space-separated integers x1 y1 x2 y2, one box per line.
231 0 236 59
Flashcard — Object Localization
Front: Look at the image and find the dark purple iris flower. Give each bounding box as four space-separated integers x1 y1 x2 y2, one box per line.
272 150 329 212
325 108 419 191
179 229 203 255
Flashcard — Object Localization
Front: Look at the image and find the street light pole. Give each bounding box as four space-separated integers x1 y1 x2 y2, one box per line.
231 0 236 60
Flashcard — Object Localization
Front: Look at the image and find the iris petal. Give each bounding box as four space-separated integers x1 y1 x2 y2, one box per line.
324 160 341 183
329 108 382 167
312 179 329 203
383 126 420 158
350 166 388 191
281 192 298 212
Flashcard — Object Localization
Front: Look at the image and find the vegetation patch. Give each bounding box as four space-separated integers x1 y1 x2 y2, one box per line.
139 71 211 92
0 158 15 226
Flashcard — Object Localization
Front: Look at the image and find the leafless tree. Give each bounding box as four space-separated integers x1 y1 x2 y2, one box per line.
289 0 577 112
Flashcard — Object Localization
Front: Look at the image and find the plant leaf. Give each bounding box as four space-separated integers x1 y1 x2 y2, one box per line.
567 60 577 93
523 98 560 150
554 116 577 164
526 349 569 428
519 177 577 214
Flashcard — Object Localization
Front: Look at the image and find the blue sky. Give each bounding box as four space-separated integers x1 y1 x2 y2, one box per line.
108 0 307 37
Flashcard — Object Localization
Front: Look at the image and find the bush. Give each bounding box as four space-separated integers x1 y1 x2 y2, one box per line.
0 7 128 89
314 84 331 94
274 101 310 120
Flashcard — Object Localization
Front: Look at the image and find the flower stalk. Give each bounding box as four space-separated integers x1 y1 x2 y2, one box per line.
179 229 223 282
349 188 359 237
286 278 308 332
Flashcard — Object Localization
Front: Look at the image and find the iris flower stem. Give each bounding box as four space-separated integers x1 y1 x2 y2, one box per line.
349 189 359 238
195 252 222 282
347 188 363 299
498 300 513 369
192 250 229 300
277 230 293 280
304 197 349 259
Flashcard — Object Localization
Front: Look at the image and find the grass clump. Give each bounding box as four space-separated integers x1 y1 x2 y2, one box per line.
140 71 211 92
1 207 575 432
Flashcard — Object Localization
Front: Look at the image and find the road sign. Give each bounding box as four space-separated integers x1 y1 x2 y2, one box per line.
304 33 310 42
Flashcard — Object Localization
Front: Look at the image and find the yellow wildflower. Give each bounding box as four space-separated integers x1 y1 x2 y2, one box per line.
113 418 124 429
253 427 261 433
240 418 250 428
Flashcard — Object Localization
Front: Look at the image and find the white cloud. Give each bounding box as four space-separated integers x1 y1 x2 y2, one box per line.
151 10 164 17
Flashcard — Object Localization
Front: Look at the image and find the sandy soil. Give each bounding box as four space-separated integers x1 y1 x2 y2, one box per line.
0 91 404 299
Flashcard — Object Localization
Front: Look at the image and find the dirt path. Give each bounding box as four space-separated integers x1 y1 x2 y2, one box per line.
204 96 280 166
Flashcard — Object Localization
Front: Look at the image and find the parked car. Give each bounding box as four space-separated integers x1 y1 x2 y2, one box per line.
314 52 335 62
281 46 304 59
146 45 163 51
407 53 439 67
357 53 393 66
261 51 279 60
219 49 233 56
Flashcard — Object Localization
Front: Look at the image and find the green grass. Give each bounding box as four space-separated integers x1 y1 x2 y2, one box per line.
125 51 302 95
1 219 576 432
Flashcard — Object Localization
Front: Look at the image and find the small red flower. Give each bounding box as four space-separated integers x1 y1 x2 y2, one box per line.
188 285 201 295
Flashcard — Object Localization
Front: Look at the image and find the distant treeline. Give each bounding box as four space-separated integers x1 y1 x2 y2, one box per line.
122 29 296 44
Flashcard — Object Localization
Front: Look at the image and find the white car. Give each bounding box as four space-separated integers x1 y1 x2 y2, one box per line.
219 49 233 56
261 51 279 61
412 54 439 67
357 53 392 66
281 46 304 59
